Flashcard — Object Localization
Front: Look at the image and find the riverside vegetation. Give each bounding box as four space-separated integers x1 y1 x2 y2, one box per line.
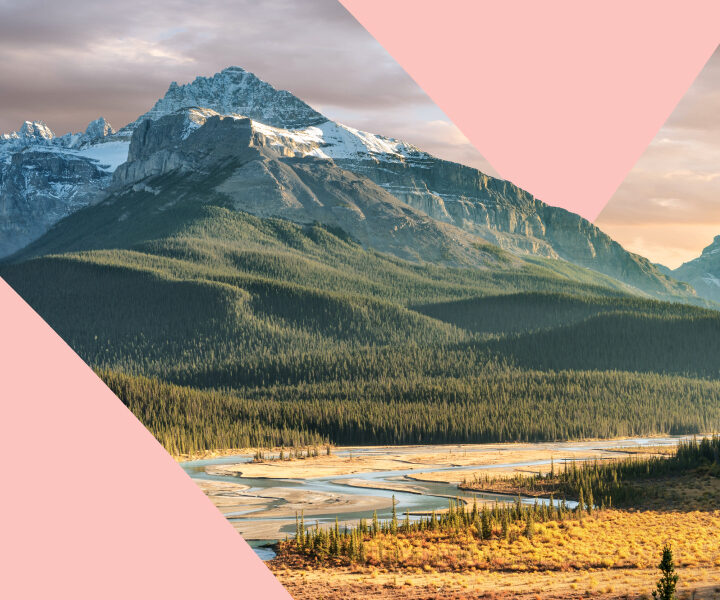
271 438 720 600
276 437 720 569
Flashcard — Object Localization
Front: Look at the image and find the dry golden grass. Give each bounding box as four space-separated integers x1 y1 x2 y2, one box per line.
349 510 720 572
272 473 720 598
272 564 720 600
270 449 720 598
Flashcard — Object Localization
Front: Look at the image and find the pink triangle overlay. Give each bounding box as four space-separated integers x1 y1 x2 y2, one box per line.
0 279 291 599
339 0 720 221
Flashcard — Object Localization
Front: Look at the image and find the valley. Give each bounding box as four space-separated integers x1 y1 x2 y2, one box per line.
2 65 719 599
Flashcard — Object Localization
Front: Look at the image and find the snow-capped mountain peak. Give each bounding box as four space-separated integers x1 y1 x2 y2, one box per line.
125 66 326 131
85 117 116 140
20 120 55 140
1 120 56 142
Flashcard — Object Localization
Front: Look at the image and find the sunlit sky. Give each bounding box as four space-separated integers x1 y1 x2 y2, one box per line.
0 0 716 269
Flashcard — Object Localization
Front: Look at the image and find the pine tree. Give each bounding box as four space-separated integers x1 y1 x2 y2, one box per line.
298 510 306 550
430 510 438 531
295 511 303 549
524 512 535 539
652 545 679 600
330 517 340 556
577 487 585 521
481 507 493 540
390 495 398 535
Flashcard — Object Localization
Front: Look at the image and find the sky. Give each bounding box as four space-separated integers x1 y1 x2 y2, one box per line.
0 0 716 269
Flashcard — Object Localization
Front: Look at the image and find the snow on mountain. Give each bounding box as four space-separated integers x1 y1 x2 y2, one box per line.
1 120 54 145
136 104 431 171
251 119 429 164
0 116 126 156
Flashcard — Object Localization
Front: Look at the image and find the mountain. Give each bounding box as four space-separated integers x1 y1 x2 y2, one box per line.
0 117 128 256
0 66 698 303
673 235 720 302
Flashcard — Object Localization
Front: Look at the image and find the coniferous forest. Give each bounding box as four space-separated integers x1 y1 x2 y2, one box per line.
3 203 720 455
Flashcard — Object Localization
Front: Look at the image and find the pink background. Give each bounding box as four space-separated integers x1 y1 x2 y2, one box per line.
1 2 719 598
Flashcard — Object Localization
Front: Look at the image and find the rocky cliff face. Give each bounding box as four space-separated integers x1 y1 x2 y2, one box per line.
673 236 720 302
111 109 512 269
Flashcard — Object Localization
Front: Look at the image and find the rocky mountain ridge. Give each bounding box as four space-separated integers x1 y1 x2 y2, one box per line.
0 66 701 302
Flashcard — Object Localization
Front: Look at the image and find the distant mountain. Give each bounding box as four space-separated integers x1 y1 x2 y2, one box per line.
674 235 720 302
0 66 699 302
0 117 128 256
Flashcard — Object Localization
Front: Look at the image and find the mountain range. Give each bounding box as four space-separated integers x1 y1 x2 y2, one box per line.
2 66 719 452
0 66 711 304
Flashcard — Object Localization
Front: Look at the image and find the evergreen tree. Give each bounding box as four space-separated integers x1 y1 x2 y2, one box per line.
481 507 493 540
652 545 679 600
577 487 585 521
390 495 398 535
501 512 510 540
524 512 535 539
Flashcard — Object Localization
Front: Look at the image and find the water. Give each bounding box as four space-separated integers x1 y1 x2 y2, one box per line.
180 435 692 559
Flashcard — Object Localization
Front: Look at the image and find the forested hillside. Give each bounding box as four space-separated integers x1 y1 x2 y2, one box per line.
3 192 720 454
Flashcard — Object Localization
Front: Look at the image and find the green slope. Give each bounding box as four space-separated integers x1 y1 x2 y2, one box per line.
3 186 720 453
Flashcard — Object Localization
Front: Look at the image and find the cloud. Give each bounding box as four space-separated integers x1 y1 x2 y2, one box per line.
0 0 426 131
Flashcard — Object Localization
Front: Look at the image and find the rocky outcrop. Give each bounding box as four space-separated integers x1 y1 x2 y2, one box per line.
85 117 115 139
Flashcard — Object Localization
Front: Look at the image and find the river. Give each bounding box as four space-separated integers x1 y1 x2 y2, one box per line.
180 435 692 559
